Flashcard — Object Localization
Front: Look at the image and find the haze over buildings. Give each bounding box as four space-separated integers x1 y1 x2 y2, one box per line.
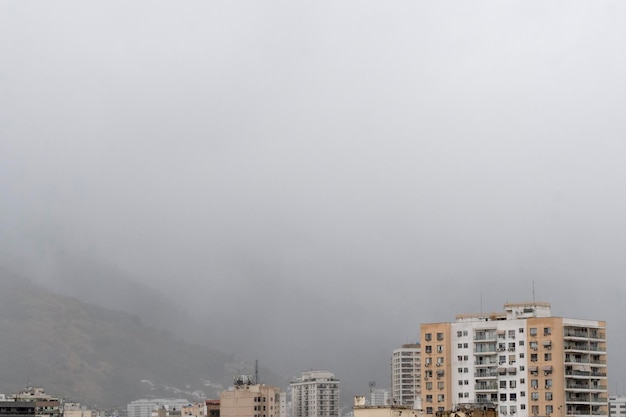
2 0 626 402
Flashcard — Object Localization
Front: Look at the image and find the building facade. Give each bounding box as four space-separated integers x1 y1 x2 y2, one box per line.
392 344 421 407
127 399 190 417
291 370 340 417
220 383 282 417
609 396 626 417
370 390 391 407
419 302 608 417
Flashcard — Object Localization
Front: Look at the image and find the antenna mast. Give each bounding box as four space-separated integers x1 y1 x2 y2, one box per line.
254 359 259 385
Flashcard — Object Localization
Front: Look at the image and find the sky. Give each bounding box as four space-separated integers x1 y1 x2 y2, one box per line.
1 0 626 397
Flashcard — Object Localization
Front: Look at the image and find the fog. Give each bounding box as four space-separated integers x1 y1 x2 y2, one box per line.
2 0 626 397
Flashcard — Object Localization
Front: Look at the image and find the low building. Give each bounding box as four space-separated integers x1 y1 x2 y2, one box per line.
353 396 422 417
220 380 282 417
128 399 190 417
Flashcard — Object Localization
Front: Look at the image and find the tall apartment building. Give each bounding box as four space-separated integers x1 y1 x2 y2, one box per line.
291 370 340 417
391 344 421 407
370 389 391 407
419 302 607 417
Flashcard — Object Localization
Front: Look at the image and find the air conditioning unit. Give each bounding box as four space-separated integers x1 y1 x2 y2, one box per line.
436 363 441 367
425 363 430 367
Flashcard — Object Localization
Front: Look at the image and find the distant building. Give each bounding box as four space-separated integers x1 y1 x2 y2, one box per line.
291 370 340 417
205 400 220 417
392 344 421 407
353 396 422 417
420 302 608 417
127 399 190 417
369 390 391 407
63 402 94 417
609 396 626 417
10 386 60 417
182 403 206 417
220 380 282 417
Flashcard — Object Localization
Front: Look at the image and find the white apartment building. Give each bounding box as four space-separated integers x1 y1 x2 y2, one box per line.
609 396 626 417
420 302 607 417
392 344 421 407
127 399 190 417
291 370 340 417
370 389 391 407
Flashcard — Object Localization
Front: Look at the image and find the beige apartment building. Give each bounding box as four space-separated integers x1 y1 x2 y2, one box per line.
420 302 607 417
220 383 282 417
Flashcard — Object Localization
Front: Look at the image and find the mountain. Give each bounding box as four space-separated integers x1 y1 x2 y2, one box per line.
0 269 283 407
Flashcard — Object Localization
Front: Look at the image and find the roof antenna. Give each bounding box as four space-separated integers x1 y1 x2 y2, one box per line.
532 281 536 304
254 359 259 385
480 292 483 317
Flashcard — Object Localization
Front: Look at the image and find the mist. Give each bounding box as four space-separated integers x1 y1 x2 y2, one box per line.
2 0 626 398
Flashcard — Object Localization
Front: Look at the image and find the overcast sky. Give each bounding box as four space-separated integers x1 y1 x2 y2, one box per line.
2 0 626 396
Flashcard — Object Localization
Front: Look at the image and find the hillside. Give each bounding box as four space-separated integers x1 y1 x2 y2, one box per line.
0 270 248 407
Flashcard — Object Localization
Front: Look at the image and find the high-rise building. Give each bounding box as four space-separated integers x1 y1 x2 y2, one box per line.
291 370 340 417
391 344 421 407
419 302 608 417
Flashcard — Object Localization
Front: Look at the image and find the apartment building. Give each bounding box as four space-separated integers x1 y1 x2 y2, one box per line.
220 383 282 417
291 370 340 417
420 302 607 417
392 344 421 407
128 399 190 417
609 396 626 417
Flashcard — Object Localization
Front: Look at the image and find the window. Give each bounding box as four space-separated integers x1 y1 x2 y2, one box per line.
531 392 539 401
438 382 444 390
520 353 525 359
500 406 507 415
546 379 552 388
463 331 468 336
438 408 445 413
457 355 463 361
425 357 432 365
531 406 539 415
521 405 526 411
425 333 432 341
530 328 537 336
458 343 463 349
458 380 463 385
437 395 444 403
437 345 443 353
500 394 507 402
519 328 524 333
509 330 516 338
457 331 463 337
464 380 469 385
426 346 432 353
530 341 538 350
546 406 553 415
520 391 525 397
426 407 433 415
437 357 444 365
510 406 517 415
500 381 507 389
545 392 553 401
531 354 538 362
458 368 463 373
519 341 525 347
426 382 432 390
544 327 552 336
463 343 468 348
520 378 525 384
464 355 469 360
544 353 552 361
426 395 433 403
458 393 464 399
464 392 469 398
437 332 444 341
531 380 538 389
510 393 517 402
510 381 517 389
520 366 525 371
